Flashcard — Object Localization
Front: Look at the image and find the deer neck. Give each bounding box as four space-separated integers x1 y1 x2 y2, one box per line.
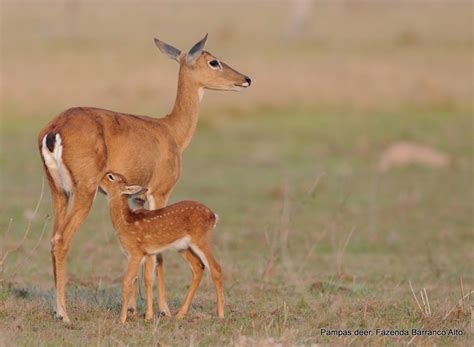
164 67 203 151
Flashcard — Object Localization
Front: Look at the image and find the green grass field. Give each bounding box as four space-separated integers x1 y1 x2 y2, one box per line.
1 1 473 345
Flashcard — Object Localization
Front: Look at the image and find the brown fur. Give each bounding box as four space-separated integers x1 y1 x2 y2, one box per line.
37 38 249 322
101 173 223 323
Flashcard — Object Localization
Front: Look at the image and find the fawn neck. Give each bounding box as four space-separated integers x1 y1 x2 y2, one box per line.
164 66 202 151
108 193 133 229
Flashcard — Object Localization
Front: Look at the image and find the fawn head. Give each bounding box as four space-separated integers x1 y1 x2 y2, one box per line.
101 172 147 197
154 34 251 91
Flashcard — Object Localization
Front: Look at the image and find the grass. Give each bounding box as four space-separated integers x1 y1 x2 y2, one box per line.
1 108 472 345
1 1 473 346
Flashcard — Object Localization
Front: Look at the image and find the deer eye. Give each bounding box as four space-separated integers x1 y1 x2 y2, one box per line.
208 59 222 70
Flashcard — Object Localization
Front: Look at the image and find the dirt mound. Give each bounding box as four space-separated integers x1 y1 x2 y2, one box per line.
378 141 450 172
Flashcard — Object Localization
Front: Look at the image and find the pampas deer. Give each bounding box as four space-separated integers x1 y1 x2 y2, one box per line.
38 34 249 322
101 172 224 323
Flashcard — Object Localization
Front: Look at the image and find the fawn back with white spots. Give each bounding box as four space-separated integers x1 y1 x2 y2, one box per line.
101 172 224 323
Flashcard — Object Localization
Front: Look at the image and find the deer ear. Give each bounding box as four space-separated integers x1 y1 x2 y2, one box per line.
186 33 208 65
121 185 147 196
154 38 181 62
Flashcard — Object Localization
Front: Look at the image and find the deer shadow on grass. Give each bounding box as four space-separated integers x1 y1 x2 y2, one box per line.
6 281 125 315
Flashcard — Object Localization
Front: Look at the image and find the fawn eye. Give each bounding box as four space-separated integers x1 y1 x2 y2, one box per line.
208 59 222 70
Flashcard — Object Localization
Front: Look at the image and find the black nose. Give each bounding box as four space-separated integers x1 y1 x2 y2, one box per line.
245 76 251 86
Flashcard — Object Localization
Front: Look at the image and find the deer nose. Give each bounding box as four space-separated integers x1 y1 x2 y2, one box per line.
244 76 252 86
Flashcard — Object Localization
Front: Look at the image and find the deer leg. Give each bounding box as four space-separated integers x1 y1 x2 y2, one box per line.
47 173 69 291
53 189 95 323
121 256 143 324
196 244 224 318
144 255 156 320
176 249 204 319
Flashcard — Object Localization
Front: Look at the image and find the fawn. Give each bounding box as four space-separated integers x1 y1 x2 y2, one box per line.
101 172 224 323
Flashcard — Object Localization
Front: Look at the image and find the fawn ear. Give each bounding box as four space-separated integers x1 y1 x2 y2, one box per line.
121 185 147 196
154 38 181 62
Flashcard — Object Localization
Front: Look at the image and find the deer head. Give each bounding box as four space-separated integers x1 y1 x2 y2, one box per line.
154 34 251 91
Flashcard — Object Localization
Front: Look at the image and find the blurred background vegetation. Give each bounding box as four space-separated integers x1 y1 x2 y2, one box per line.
0 0 472 345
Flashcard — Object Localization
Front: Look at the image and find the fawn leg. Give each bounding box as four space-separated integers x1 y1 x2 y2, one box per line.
148 192 172 316
155 253 171 316
144 255 156 320
198 244 224 318
121 256 142 324
127 196 145 315
176 249 205 318
128 281 137 315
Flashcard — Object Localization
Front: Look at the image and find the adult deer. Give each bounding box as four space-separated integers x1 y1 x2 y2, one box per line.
38 34 251 323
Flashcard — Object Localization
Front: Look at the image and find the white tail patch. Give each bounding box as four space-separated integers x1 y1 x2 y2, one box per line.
190 244 210 270
41 134 73 194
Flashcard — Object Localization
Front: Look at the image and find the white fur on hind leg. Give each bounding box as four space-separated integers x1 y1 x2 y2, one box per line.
189 244 210 270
